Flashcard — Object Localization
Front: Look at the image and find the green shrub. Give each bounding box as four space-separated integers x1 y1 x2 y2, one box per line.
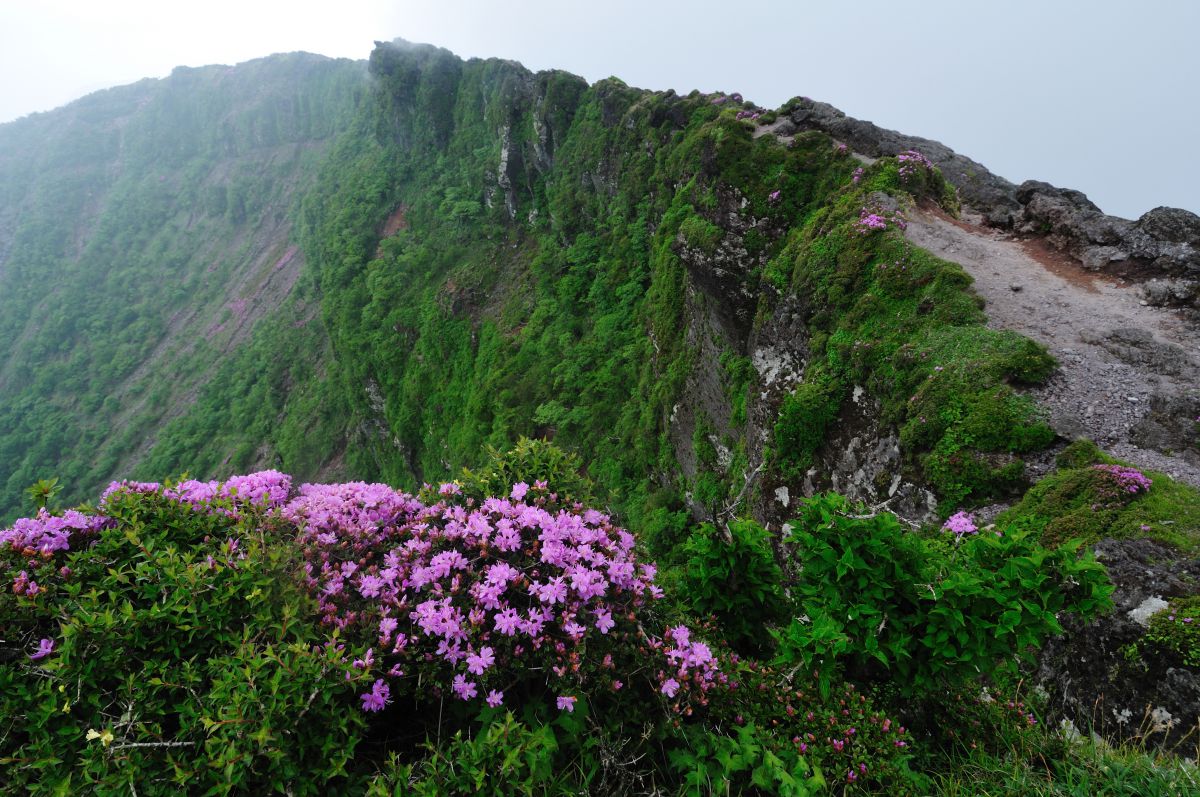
366 712 582 796
706 660 921 793
681 520 788 654
1 492 364 795
774 494 1112 696
667 724 824 797
456 437 597 507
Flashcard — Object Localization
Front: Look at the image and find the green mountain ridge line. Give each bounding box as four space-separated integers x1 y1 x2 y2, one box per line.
3 37 1200 795
0 39 1147 529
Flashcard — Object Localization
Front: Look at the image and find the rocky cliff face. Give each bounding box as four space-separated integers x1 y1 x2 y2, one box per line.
1037 538 1200 749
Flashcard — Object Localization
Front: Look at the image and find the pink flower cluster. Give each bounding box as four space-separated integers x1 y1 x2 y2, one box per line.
942 511 978 537
5 471 721 718
2 508 108 556
896 149 934 182
101 470 293 514
856 206 907 235
288 480 717 714
1091 464 1152 495
283 481 423 552
4 509 110 597
651 625 724 706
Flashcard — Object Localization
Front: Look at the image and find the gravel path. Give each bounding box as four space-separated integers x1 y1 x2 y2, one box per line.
906 206 1200 488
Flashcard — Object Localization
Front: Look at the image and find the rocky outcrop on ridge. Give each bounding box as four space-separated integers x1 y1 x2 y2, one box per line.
778 98 1200 310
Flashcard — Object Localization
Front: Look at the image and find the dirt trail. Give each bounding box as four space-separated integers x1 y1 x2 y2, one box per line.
905 206 1200 488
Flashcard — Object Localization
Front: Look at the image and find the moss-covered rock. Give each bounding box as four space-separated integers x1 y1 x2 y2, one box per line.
998 443 1200 553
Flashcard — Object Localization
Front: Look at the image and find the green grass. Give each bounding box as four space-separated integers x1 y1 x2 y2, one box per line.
932 737 1200 797
998 440 1200 553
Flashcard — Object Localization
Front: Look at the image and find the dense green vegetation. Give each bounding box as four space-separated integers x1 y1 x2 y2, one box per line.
107 41 1062 535
2 38 1199 794
0 53 367 522
8 446 1192 795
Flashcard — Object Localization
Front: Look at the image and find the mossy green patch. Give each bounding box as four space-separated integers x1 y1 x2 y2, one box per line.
1140 595 1200 667
679 213 724 254
719 351 756 429
997 442 1200 553
769 157 1056 509
773 372 844 479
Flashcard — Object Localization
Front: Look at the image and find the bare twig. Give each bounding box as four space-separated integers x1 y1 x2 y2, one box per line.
838 496 923 529
718 461 765 525
110 740 195 751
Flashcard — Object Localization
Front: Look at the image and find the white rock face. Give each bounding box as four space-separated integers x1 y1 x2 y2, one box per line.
1126 595 1170 627
774 486 790 508
751 345 801 387
713 437 732 470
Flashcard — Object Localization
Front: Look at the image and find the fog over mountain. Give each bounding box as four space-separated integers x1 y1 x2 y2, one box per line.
2 1 1197 218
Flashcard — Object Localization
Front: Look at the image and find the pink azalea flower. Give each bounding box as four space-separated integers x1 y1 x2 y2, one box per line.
360 679 390 712
452 674 478 701
29 638 55 661
494 608 522 636
556 695 577 712
466 646 495 675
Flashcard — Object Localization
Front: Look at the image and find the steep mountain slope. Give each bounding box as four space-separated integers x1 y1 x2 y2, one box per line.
4 39 1196 537
140 42 1069 539
0 53 367 519
3 37 1200 769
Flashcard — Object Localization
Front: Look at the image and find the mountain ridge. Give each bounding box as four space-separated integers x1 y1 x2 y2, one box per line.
1 39 1196 523
2 36 1199 781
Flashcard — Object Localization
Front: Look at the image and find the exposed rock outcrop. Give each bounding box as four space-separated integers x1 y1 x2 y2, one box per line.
1035 538 1200 750
784 98 1200 310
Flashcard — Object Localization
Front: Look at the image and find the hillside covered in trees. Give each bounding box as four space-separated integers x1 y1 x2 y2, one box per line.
3 39 1200 794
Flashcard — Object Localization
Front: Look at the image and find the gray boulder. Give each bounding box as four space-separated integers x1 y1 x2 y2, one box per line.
1035 538 1200 750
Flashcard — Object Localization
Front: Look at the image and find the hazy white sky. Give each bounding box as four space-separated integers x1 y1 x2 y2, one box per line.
1 0 1196 219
